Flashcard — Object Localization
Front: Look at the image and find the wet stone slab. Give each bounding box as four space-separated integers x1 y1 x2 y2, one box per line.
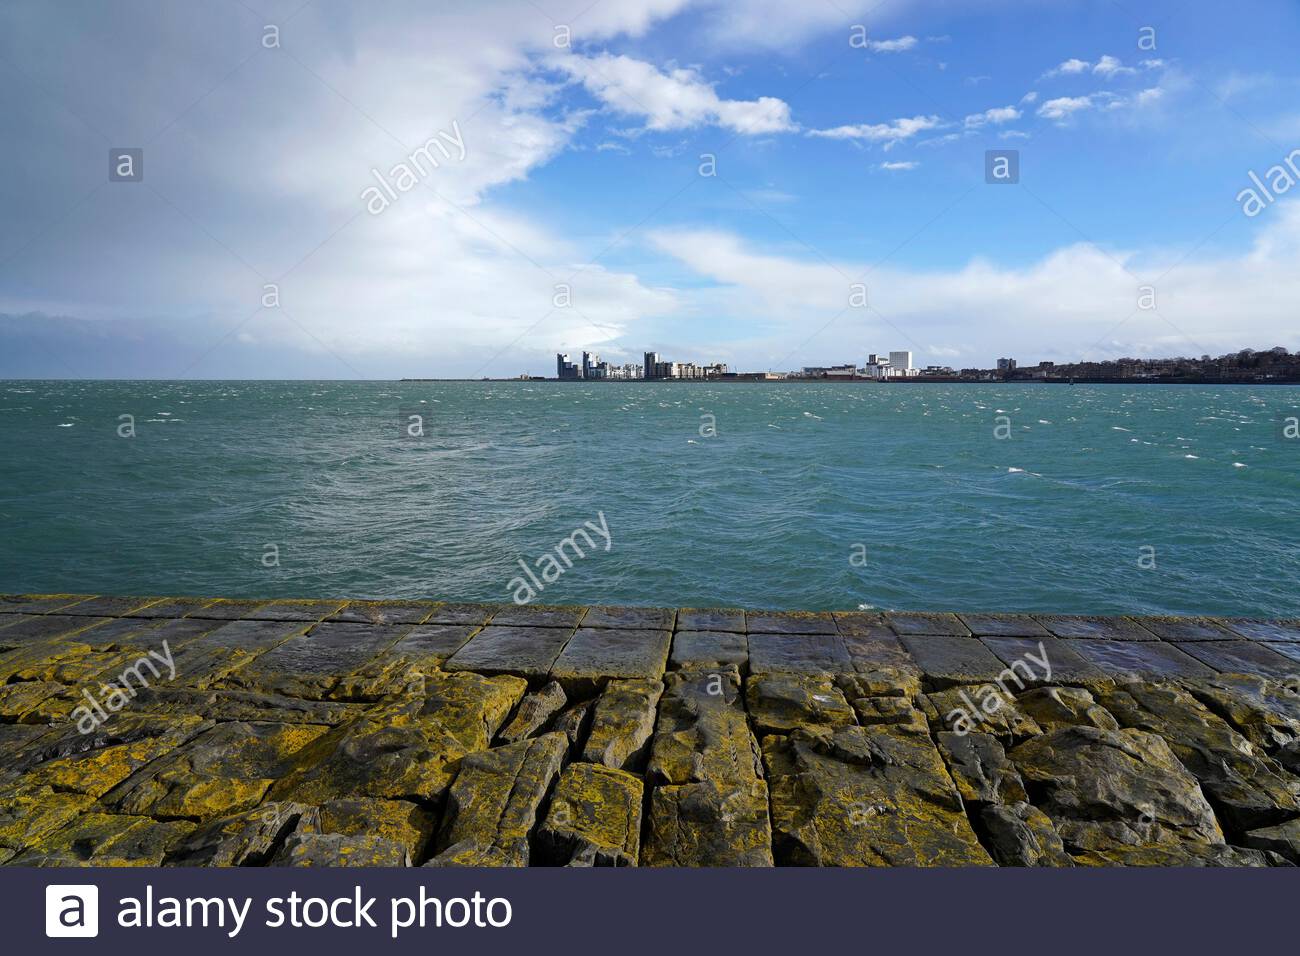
746 611 837 635
1035 615 1156 641
980 636 1106 685
1176 641 1298 680
1223 620 1300 644
1134 616 1239 642
0 594 92 614
896 635 1008 688
581 606 675 630
444 625 574 677
489 605 586 628
747 632 852 676
887 612 971 636
676 608 746 632
326 601 438 625
669 630 748 670
958 613 1051 638
59 596 162 617
423 603 501 626
1069 639 1215 680
550 628 671 686
247 600 348 622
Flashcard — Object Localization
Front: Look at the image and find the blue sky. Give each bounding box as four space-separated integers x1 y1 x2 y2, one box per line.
2 0 1299 378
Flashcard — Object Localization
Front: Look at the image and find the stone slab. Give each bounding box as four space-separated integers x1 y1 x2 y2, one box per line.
958 613 1051 637
0 594 92 614
676 608 745 632
326 601 438 625
830 611 887 636
981 635 1106 684
489 604 586 628
247 599 348 622
1134 616 1239 642
887 611 971 636
0 614 112 647
581 605 675 630
125 597 221 619
59 595 161 617
896 634 1008 687
188 599 270 620
1222 619 1300 644
669 630 748 669
746 610 837 634
423 603 501 625
1175 641 1298 679
444 625 574 677
1069 639 1215 680
1035 615 1156 641
550 627 671 684
747 632 852 676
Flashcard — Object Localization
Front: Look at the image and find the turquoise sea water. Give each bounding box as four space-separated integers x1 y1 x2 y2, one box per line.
1 380 1298 617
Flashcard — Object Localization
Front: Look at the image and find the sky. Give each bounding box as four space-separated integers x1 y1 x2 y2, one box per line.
2 0 1299 379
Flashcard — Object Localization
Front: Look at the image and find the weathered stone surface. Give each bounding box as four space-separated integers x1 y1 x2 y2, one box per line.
1239 819 1300 863
676 608 745 632
1223 619 1300 643
746 611 837 635
643 782 774 867
7 592 1300 868
1176 640 1297 679
444 624 574 677
1097 682 1300 834
922 686 1042 743
764 721 993 866
538 762 642 866
247 600 347 622
10 813 195 866
1036 615 1156 641
132 686 362 726
1015 686 1119 733
887 611 971 636
958 613 1050 637
0 593 90 614
489 604 586 628
226 622 407 698
189 599 270 620
746 674 854 737
327 601 437 625
747 632 852 676
978 802 1073 867
271 832 409 867
581 606 675 630
497 680 567 744
1185 674 1300 752
318 798 436 860
551 627 671 686
649 667 760 787
423 603 500 625
103 721 329 820
582 678 663 770
936 731 1028 804
669 630 747 670
1135 616 1238 641
897 635 1008 688
1070 638 1215 680
428 733 567 867
981 636 1106 685
1010 726 1225 854
165 803 319 866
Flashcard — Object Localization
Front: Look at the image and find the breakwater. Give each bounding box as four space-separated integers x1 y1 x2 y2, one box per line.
2 594 1299 866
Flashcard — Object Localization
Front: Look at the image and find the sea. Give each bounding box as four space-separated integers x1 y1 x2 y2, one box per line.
2 380 1298 618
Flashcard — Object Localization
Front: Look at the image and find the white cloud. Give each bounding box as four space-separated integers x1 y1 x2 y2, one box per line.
552 52 796 134
647 204 1300 364
867 36 918 53
1038 95 1098 120
1092 55 1137 79
879 161 919 170
1044 58 1090 78
808 115 945 147
1021 91 1039 104
965 105 1021 129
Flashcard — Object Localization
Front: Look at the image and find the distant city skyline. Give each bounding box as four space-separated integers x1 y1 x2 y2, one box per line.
3 2 1300 379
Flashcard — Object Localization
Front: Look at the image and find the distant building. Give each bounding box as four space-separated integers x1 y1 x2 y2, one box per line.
556 353 582 380
643 352 661 380
997 357 1017 373
889 351 913 374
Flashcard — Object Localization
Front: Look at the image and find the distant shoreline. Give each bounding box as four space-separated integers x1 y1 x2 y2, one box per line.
399 377 1300 385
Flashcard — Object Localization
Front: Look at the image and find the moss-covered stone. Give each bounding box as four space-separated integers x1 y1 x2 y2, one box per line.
11 812 195 866
581 678 662 770
537 762 642 866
